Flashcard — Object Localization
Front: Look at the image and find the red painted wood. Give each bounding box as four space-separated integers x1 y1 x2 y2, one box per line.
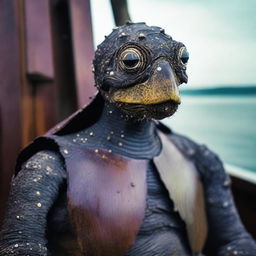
68 0 96 107
24 0 54 82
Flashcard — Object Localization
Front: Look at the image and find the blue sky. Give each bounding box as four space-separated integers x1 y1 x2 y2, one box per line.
90 0 256 88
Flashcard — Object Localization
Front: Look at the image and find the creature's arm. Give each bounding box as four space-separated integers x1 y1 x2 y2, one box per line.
196 145 256 256
0 150 66 256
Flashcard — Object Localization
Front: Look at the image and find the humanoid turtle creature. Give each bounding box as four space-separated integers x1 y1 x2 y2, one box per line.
0 22 255 256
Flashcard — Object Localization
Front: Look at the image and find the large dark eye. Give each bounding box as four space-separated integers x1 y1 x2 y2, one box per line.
119 48 144 71
179 47 189 65
122 52 140 68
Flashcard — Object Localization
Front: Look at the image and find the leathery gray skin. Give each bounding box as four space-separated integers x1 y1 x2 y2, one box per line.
0 22 256 256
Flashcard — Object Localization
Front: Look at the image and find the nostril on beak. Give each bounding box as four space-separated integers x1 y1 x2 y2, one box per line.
153 61 176 82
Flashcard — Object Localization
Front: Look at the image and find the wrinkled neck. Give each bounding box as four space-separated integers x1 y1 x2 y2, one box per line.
80 103 161 159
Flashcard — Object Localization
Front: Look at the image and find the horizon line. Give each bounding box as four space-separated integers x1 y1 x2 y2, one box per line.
181 86 256 95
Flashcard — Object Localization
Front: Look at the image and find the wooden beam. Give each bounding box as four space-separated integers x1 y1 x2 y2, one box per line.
0 0 22 224
110 0 131 26
23 0 58 142
231 176 256 238
24 0 54 82
49 0 77 120
68 0 96 107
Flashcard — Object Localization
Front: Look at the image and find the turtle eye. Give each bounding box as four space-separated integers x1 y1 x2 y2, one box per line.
179 47 189 65
119 48 143 71
122 52 140 68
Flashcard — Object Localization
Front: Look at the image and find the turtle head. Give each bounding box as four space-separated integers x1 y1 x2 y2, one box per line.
93 22 189 120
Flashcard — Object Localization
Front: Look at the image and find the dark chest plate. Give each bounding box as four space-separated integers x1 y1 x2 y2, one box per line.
47 158 192 256
65 146 147 256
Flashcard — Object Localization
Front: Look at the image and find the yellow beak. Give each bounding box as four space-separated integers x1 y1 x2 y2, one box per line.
112 60 181 105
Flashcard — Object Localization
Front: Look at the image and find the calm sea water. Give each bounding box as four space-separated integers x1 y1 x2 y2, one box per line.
163 95 256 174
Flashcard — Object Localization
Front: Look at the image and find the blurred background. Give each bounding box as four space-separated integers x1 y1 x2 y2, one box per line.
0 0 255 235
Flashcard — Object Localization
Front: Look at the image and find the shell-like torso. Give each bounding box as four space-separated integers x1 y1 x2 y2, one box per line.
47 158 191 256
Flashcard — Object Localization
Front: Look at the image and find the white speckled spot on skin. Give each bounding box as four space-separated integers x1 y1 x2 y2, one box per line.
223 201 229 207
138 33 145 39
46 166 52 172
223 179 230 187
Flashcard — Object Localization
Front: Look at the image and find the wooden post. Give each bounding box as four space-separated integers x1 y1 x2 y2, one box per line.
0 0 22 224
50 0 78 120
23 0 58 141
68 0 96 107
110 0 131 26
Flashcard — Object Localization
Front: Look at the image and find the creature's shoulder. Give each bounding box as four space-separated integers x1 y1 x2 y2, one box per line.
15 135 69 175
16 93 105 175
157 122 228 182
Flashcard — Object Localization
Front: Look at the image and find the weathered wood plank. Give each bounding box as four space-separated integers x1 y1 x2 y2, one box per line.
0 0 22 224
24 0 54 82
68 0 96 107
23 0 58 142
110 0 131 26
50 0 77 120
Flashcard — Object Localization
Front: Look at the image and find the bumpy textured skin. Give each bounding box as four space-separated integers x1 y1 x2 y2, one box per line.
92 23 187 120
0 151 66 255
93 22 187 91
125 162 192 256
